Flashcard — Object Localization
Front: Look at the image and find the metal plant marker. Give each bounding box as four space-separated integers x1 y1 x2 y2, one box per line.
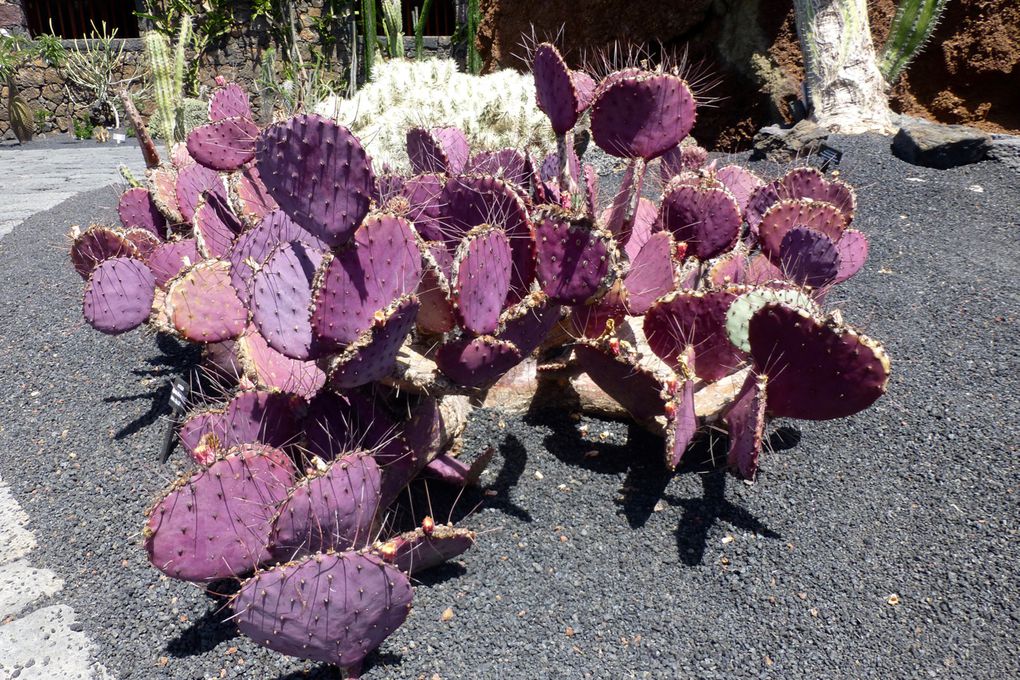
159 376 189 463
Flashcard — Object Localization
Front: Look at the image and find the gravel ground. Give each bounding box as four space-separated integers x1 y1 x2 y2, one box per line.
0 135 1018 679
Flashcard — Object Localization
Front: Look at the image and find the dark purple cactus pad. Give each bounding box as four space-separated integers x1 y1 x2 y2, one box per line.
778 167 856 220
228 209 319 305
251 240 324 360
715 165 764 214
496 292 561 356
744 253 785 285
194 192 244 258
534 208 615 305
186 116 260 171
624 230 677 315
533 43 579 135
833 229 869 284
70 226 138 279
466 149 529 187
167 260 248 343
406 126 469 175
453 225 512 335
619 197 658 261
416 242 457 335
574 342 666 422
569 284 627 339
208 82 252 121
118 187 167 238
658 182 742 260
176 163 226 223
757 199 847 258
304 391 395 463
644 289 746 382
147 238 200 288
571 70 596 112
707 252 748 287
311 213 422 350
327 295 419 389
178 390 303 463
269 453 382 561
779 226 840 288
82 256 156 335
237 326 325 399
123 229 162 260
256 114 375 247
441 175 534 298
422 448 494 487
723 372 767 480
744 181 781 233
665 378 697 469
590 72 696 160
436 335 523 388
403 173 447 242
230 165 279 226
382 525 477 576
144 447 295 582
540 146 580 184
748 304 891 420
233 551 412 672
660 144 708 181
148 165 183 223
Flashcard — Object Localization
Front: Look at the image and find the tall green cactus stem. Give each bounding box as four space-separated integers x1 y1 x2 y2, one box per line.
172 16 191 138
362 0 377 81
414 0 434 59
879 0 948 83
381 0 403 59
466 0 481 74
145 15 191 147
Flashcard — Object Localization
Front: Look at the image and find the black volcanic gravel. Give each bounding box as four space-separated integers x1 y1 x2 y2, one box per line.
0 135 1018 679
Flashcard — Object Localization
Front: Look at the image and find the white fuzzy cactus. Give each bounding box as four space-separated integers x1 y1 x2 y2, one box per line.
315 59 556 172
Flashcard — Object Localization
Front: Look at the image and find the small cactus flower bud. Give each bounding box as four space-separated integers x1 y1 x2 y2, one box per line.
607 337 622 356
675 242 688 261
421 516 435 536
378 540 399 562
664 401 677 419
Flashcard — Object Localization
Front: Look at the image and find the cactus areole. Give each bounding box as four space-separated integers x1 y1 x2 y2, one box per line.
67 51 889 676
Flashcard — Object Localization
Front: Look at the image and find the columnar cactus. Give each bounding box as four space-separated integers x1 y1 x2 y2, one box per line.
68 47 890 676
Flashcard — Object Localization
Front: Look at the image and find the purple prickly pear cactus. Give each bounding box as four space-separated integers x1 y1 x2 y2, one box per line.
757 199 847 258
208 82 252 121
416 242 457 335
144 446 295 582
452 225 512 335
268 453 382 561
406 126 469 175
256 114 375 247
229 165 278 226
82 257 156 335
534 207 616 305
232 551 413 676
778 167 856 220
147 165 184 224
573 339 667 422
166 260 248 343
723 372 768 480
707 252 748 287
660 144 708 181
228 209 320 305
466 149 530 187
193 192 244 258
186 116 260 171
236 326 326 399
123 229 161 260
118 187 168 239
403 173 447 242
436 335 523 388
590 72 696 160
714 165 764 214
147 238 199 288
657 181 742 260
311 213 423 351
326 295 420 389
176 163 227 223
251 240 324 360
833 229 869 284
778 226 840 288
748 304 891 420
533 43 582 135
665 377 697 469
178 390 303 464
303 391 395 463
496 292 561 356
70 226 138 279
379 523 477 575
623 230 679 315
644 289 746 382
571 70 596 112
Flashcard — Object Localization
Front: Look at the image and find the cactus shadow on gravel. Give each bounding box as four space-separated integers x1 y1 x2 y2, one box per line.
165 580 241 658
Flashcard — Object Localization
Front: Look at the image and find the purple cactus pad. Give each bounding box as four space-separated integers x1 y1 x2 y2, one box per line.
778 226 840 288
748 304 891 420
757 199 847 259
533 43 580 135
657 182 742 260
167 260 248 343
623 230 678 315
175 163 227 222
777 167 856 220
403 173 447 242
144 447 295 582
256 114 375 247
590 72 696 160
574 342 666 422
82 257 156 335
571 70 596 112
147 166 183 224
208 82 253 121
233 551 413 672
723 372 768 480
644 289 746 382
236 326 325 399
416 243 457 335
496 292 561 356
436 335 523 388
453 225 512 335
534 208 615 305
70 226 138 279
123 229 162 260
178 390 304 463
228 209 320 305
707 252 748 287
466 149 530 187
194 192 244 258
117 187 168 238
382 524 477 575
147 238 200 288
186 116 260 171
714 165 764 214
665 378 697 469
660 144 708 181
833 229 869 284
229 165 279 226
251 240 325 360
327 295 419 389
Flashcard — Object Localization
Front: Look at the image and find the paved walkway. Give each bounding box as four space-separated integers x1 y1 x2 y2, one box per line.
0 144 146 240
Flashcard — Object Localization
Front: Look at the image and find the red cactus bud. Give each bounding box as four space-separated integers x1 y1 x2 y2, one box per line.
422 516 436 536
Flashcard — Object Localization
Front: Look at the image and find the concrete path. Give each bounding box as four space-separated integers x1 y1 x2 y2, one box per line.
0 476 110 679
0 144 146 240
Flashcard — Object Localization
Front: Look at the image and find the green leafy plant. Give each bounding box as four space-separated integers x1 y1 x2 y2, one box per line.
1 33 65 142
257 45 343 118
73 117 95 139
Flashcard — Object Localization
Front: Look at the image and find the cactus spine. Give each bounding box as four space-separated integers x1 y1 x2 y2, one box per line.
879 0 949 83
